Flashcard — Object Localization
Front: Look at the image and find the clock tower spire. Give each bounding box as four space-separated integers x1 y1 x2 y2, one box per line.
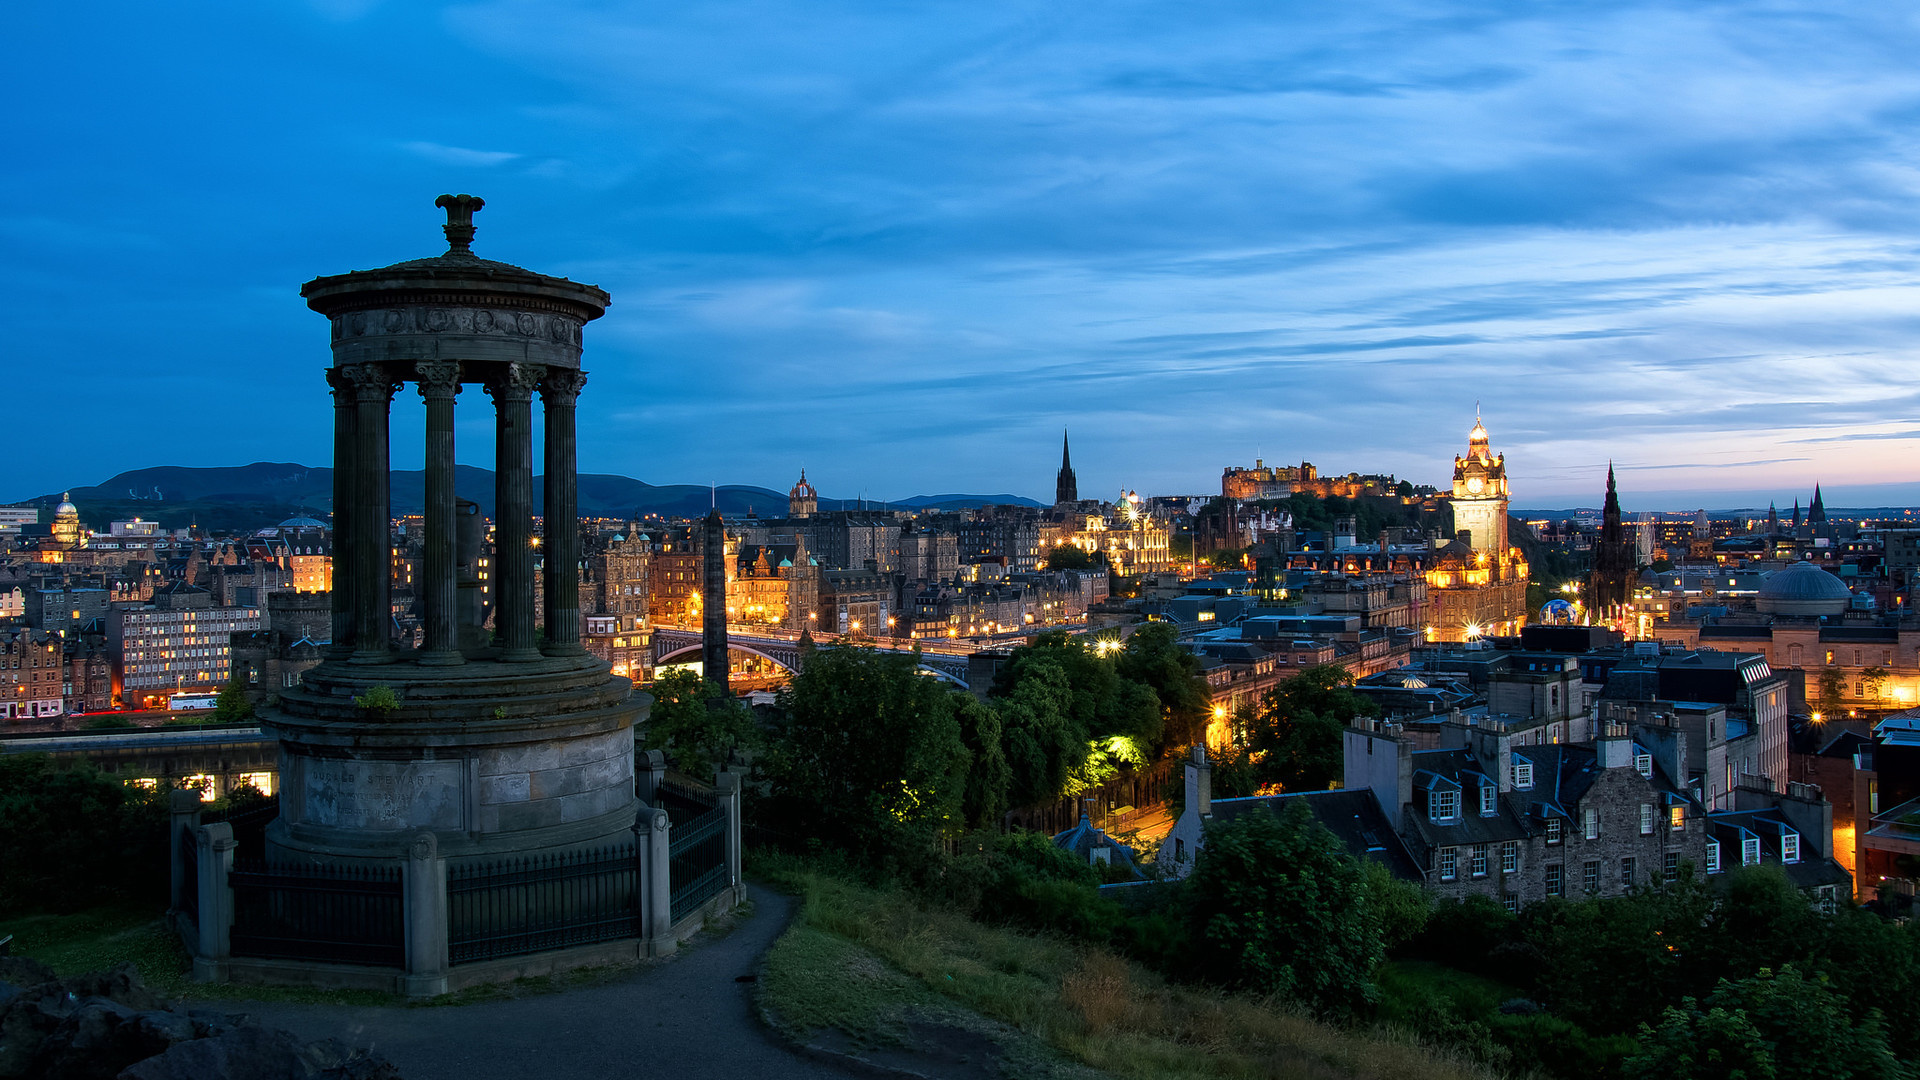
1450 415 1509 553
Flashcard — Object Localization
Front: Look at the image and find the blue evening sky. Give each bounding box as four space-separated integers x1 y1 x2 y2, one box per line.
7 2 1920 510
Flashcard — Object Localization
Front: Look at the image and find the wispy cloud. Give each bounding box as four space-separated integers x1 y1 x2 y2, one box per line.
400 141 522 167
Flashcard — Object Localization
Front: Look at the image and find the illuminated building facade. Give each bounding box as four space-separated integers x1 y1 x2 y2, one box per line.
1426 418 1529 641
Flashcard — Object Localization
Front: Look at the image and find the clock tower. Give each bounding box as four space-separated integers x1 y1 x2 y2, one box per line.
1451 416 1509 553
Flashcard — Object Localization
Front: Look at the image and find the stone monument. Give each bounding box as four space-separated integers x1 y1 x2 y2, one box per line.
262 195 644 865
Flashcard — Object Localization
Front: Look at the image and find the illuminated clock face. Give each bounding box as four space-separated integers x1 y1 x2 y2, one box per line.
1466 476 1484 495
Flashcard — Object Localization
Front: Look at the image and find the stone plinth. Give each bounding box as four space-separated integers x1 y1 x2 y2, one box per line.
261 653 648 863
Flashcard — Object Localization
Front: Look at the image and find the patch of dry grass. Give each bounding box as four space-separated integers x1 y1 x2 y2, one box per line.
757 858 1496 1080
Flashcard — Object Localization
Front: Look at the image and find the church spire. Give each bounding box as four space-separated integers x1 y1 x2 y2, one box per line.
1055 428 1078 506
1810 483 1827 523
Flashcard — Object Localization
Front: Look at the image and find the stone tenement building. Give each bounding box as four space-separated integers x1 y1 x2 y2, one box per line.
1 628 63 722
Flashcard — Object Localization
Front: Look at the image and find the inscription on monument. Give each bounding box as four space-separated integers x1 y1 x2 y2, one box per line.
302 759 464 831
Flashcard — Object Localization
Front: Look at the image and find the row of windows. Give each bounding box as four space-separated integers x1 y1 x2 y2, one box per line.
1437 841 1523 881
1543 853 1683 896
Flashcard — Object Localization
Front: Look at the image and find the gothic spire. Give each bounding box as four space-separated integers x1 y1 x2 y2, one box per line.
1055 428 1078 506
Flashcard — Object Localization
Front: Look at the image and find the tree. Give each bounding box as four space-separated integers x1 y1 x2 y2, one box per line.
763 646 971 868
1246 665 1375 792
1044 544 1099 571
995 657 1086 807
0 754 171 911
1183 799 1383 1019
1627 1001 1775 1080
952 694 1012 828
1816 668 1845 719
1114 622 1212 750
1628 966 1903 1080
214 671 254 723
643 668 758 777
1863 665 1890 700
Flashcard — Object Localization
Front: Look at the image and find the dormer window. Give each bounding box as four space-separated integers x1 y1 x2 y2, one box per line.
1512 761 1534 789
1634 753 1652 779
1782 831 1800 864
1707 840 1722 873
1431 788 1459 823
1546 817 1563 845
1742 836 1761 866
1479 785 1497 816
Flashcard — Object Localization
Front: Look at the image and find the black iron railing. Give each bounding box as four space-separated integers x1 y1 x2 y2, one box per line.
656 779 717 824
447 841 641 965
204 797 279 860
230 860 404 967
669 804 729 923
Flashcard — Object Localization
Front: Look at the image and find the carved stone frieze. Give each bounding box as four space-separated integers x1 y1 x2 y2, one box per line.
334 306 581 346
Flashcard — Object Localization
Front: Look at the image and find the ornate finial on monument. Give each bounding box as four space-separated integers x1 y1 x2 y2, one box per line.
434 193 485 255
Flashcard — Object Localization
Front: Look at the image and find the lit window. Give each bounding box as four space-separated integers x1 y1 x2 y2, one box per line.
1782 832 1799 863
1670 806 1685 831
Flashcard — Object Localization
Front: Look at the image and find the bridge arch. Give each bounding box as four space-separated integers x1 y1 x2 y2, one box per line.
655 643 798 674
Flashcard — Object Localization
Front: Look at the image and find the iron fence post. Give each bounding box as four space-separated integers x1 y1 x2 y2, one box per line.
645 807 674 954
715 769 743 895
191 822 235 983
403 832 450 998
169 789 202 920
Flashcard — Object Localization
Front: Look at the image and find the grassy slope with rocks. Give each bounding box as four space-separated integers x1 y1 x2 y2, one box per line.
755 857 1495 1080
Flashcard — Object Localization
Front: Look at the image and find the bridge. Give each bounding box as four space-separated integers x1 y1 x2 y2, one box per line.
650 626 979 687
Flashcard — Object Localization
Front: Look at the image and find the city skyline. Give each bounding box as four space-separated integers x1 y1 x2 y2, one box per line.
10 3 1920 506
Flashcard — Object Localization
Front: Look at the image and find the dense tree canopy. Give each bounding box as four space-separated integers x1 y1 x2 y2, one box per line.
1240 664 1375 793
1184 798 1383 1020
642 668 759 778
763 646 971 868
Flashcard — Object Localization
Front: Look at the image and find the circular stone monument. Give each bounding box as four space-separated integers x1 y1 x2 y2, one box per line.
261 196 646 865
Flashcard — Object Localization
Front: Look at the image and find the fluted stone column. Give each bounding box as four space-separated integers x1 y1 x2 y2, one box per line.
540 369 587 656
487 363 543 662
344 363 399 664
416 361 464 665
325 367 358 660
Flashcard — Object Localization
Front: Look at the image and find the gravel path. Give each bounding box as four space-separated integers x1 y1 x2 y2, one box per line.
239 884 861 1080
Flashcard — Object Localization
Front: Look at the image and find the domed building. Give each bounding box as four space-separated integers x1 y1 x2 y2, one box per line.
49 493 83 548
1756 560 1851 617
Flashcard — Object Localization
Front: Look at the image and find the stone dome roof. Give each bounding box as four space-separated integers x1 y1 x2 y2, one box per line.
278 515 328 529
1757 560 1851 617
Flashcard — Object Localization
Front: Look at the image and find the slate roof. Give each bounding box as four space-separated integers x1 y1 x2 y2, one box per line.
1707 809 1852 891
1209 789 1423 882
1051 814 1144 879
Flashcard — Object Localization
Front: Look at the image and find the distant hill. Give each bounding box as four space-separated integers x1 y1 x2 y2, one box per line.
20 463 1039 531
